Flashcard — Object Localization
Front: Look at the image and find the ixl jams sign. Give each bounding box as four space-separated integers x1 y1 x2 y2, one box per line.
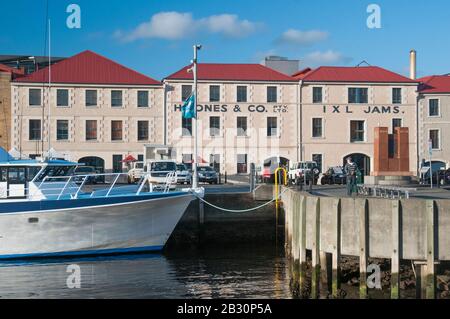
322 105 405 114
174 104 289 113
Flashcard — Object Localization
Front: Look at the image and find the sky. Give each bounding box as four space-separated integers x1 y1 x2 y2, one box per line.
1 0 450 80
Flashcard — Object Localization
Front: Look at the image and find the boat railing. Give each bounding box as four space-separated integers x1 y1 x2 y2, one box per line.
29 171 178 200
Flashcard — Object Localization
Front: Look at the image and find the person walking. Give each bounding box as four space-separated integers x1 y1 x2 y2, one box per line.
344 157 358 197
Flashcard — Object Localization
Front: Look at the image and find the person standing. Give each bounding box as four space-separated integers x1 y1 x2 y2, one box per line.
344 157 358 196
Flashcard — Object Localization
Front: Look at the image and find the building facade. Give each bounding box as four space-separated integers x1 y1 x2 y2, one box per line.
11 51 164 172
418 75 450 170
164 63 299 174
0 64 23 151
296 66 419 176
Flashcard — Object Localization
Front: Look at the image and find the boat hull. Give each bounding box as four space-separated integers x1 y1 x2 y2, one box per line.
0 193 194 259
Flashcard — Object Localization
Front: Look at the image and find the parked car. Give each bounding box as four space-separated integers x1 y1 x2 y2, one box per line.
422 168 450 185
145 160 177 190
320 166 346 185
260 156 290 183
127 161 144 184
288 161 320 185
73 166 102 184
176 163 192 184
198 166 219 184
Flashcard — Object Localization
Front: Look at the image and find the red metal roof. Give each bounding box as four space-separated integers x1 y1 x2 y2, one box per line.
418 75 450 94
14 50 160 85
296 66 417 83
165 63 297 82
0 63 24 76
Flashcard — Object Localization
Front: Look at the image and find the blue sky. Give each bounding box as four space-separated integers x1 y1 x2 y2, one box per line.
1 0 449 80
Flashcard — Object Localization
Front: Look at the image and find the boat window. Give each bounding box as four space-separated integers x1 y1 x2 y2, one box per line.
27 167 42 182
150 162 176 172
8 168 26 183
176 164 186 171
0 167 6 182
34 166 76 182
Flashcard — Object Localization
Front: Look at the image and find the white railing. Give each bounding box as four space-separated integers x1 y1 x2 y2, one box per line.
29 171 178 201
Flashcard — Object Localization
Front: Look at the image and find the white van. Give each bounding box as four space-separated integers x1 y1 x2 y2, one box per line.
145 160 178 189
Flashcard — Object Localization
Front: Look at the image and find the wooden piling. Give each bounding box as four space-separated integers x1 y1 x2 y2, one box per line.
311 197 321 299
391 200 401 299
359 199 369 299
298 195 307 297
291 195 300 292
425 200 436 299
331 199 341 298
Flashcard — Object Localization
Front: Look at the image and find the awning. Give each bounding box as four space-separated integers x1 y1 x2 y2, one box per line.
122 155 137 163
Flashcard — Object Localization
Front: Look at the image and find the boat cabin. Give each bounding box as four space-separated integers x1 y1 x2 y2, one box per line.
0 159 79 199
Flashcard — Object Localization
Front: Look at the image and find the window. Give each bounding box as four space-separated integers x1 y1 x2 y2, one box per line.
312 154 323 173
348 88 368 104
210 116 220 137
112 155 123 173
350 120 365 142
86 90 97 107
29 89 41 106
313 87 323 103
181 85 192 101
267 86 277 103
138 154 144 162
392 118 402 133
85 120 97 141
429 130 440 150
138 91 149 107
209 85 220 102
56 120 69 141
312 118 323 138
29 119 41 141
56 89 69 107
111 90 123 107
392 88 402 104
237 86 247 103
137 121 149 141
111 120 123 141
267 117 277 137
429 99 439 117
237 154 248 174
182 118 192 136
237 116 247 136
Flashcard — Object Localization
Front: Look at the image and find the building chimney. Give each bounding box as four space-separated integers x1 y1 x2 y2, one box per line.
410 50 417 80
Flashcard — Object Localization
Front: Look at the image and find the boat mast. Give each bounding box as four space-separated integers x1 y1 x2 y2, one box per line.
192 45 201 189
47 19 52 158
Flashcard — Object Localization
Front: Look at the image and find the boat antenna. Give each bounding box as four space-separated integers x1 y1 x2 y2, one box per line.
40 0 49 160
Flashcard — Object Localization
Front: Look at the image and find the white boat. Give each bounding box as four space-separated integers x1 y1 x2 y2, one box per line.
0 154 201 259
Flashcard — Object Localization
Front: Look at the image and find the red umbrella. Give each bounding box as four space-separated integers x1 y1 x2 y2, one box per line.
186 156 208 164
121 155 137 163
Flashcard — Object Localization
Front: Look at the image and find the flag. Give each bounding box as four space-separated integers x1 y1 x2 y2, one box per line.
181 94 196 119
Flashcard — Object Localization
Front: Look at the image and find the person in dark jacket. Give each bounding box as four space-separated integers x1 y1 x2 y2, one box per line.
344 157 358 196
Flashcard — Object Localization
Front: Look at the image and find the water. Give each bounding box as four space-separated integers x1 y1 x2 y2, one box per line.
0 246 292 299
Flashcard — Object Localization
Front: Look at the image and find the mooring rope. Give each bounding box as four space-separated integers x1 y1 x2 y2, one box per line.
192 187 288 213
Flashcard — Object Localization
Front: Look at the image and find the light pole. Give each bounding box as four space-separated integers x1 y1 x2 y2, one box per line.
192 44 202 189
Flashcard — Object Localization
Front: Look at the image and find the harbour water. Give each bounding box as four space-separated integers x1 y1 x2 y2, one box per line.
0 245 292 299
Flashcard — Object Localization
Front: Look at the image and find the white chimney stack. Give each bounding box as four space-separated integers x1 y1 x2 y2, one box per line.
410 50 417 80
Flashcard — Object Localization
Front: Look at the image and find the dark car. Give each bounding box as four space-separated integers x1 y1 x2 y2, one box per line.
423 168 450 185
197 166 219 184
73 166 101 184
320 166 346 185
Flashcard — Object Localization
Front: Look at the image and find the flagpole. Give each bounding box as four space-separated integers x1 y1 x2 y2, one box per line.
192 45 201 189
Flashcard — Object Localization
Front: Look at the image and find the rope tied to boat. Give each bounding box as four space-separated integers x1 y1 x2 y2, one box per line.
192 187 289 213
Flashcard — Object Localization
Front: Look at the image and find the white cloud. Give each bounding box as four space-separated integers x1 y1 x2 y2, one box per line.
115 12 260 42
303 50 352 66
276 29 329 46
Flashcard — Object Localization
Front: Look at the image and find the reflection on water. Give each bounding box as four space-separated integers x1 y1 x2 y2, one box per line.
0 246 292 299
